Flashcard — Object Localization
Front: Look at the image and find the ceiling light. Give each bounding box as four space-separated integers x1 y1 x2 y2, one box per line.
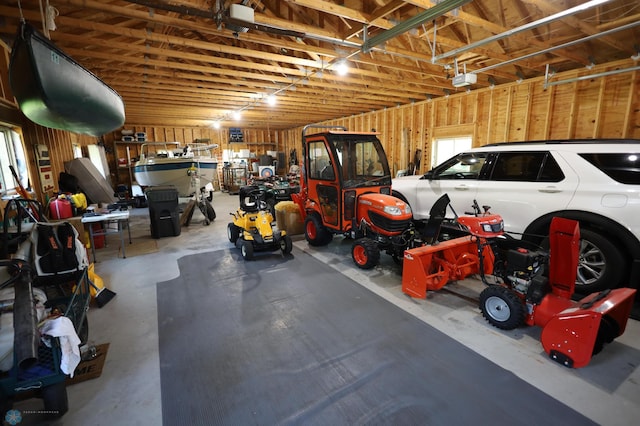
233 111 242 120
212 121 221 129
266 95 276 106
335 61 349 76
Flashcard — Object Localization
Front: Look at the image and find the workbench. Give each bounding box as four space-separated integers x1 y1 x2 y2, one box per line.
81 210 131 262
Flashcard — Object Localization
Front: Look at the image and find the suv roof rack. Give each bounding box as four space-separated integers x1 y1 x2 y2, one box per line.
484 139 640 147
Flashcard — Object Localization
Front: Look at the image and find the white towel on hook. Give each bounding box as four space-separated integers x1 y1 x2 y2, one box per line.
40 316 81 377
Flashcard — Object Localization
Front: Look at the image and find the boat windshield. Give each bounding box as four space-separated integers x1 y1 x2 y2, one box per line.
330 136 391 188
140 142 218 160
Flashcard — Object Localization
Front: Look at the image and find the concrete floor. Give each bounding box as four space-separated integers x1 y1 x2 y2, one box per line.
10 191 640 425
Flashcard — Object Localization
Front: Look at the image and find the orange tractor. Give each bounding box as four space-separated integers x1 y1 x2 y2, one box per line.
402 198 636 368
292 125 424 267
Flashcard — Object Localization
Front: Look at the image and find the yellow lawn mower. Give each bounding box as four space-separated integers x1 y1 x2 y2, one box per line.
228 185 293 260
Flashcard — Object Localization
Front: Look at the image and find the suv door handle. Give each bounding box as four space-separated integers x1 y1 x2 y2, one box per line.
538 187 561 193
454 184 470 191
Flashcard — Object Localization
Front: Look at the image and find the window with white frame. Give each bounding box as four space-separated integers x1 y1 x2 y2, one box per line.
431 136 472 168
0 124 29 195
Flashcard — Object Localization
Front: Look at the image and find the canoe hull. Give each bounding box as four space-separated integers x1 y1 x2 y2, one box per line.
9 23 125 137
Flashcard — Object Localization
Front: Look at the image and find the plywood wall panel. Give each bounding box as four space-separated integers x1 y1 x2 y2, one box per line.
598 73 632 139
507 84 531 141
573 79 602 139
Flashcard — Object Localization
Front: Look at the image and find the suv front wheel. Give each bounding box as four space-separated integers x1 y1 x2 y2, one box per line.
575 229 625 294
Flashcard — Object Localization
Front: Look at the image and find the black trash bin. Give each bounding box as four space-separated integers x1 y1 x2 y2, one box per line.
146 186 181 238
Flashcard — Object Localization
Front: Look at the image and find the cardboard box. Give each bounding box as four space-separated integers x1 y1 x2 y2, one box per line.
66 343 109 385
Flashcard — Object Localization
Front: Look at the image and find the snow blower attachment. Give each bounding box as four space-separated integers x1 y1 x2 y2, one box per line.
516 217 636 368
402 196 636 368
402 198 501 298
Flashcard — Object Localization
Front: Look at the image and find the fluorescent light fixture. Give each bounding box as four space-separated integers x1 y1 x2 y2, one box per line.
266 95 276 106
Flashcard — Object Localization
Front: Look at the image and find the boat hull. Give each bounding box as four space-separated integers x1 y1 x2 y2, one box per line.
9 23 125 136
134 158 218 197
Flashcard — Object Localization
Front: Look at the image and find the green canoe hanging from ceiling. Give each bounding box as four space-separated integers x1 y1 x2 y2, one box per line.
9 22 125 137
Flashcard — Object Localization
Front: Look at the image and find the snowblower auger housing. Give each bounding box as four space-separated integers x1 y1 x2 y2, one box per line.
526 217 637 368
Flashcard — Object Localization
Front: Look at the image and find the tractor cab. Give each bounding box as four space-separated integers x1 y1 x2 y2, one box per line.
300 127 392 235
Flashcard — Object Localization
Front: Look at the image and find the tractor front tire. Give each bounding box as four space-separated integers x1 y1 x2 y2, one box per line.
241 240 254 260
304 214 333 246
280 235 293 255
352 238 381 269
228 223 240 244
479 285 525 330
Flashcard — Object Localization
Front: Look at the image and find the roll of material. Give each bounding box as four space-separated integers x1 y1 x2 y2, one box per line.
13 261 39 369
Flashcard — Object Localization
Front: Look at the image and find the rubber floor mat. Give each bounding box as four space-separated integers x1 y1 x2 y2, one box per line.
157 248 596 426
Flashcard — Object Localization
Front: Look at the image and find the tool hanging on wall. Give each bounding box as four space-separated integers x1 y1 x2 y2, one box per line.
9 164 42 222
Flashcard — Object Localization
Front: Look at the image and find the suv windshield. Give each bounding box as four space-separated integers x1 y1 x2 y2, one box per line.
331 136 391 188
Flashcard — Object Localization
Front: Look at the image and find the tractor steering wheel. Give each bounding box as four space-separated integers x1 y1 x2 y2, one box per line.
249 189 268 210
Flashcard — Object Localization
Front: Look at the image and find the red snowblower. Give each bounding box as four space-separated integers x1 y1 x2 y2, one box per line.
402 198 636 368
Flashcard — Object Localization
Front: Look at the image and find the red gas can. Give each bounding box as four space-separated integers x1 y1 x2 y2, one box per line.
49 198 73 219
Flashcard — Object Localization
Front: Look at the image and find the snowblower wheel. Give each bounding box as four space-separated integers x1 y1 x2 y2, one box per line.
304 214 333 246
280 235 293 255
241 240 254 260
228 223 240 243
352 238 381 269
479 285 525 330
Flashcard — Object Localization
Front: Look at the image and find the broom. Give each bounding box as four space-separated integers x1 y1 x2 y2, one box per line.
87 263 116 307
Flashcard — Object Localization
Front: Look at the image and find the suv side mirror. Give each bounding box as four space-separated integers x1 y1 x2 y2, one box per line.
421 170 434 180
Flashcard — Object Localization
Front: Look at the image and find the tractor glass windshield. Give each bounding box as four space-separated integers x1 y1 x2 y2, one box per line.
331 136 391 188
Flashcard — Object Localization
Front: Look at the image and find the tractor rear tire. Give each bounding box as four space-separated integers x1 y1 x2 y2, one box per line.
352 238 380 269
479 285 525 330
281 235 293 255
304 214 333 246
241 240 254 260
228 223 240 244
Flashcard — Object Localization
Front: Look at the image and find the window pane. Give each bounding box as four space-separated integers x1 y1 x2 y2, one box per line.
580 153 640 184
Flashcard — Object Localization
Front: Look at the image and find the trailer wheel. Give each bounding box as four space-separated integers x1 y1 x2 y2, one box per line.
41 381 68 418
305 214 333 246
205 201 216 222
241 240 254 260
280 235 293 255
352 238 380 269
228 223 240 243
479 285 525 330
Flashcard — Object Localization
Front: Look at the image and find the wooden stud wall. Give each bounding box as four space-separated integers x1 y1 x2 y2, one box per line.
1 54 638 205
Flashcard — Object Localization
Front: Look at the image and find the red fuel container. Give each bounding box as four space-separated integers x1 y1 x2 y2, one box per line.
50 198 73 219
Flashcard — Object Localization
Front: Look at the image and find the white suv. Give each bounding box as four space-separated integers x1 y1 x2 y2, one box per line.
392 140 640 295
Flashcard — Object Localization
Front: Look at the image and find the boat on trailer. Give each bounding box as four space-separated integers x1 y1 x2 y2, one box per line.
133 142 219 197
